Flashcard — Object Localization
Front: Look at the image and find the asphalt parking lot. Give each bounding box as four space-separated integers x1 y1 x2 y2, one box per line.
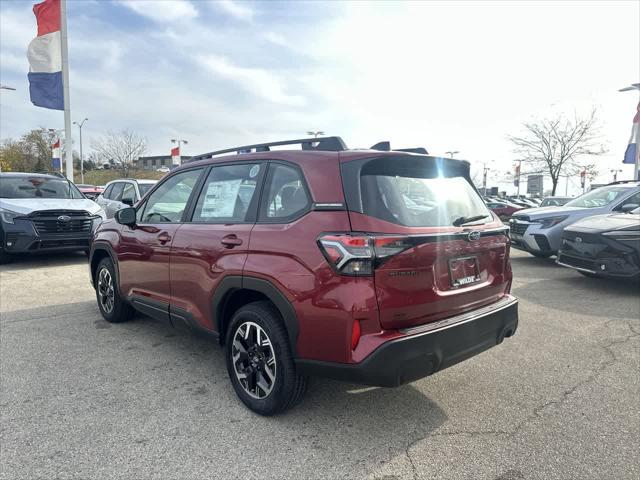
1 250 638 480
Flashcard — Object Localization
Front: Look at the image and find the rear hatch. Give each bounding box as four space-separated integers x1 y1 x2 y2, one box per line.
338 154 511 330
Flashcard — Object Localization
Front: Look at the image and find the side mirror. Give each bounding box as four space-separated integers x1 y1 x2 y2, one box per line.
122 197 134 207
621 203 639 213
115 207 136 226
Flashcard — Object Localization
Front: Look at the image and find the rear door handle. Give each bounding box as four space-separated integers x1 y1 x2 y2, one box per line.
221 235 243 248
158 232 172 244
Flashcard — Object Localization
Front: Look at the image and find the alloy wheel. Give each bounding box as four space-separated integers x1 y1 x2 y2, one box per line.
97 267 115 314
231 321 277 399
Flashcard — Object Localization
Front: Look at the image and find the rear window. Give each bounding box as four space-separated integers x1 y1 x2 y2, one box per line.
356 157 490 227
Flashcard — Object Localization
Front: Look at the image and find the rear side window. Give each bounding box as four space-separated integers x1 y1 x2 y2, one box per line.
192 163 260 223
260 164 310 222
356 157 490 227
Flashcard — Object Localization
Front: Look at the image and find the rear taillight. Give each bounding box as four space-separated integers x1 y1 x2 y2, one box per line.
318 233 412 276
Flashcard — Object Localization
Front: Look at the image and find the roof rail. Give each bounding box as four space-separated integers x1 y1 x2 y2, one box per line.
189 136 347 162
606 179 640 185
369 141 428 155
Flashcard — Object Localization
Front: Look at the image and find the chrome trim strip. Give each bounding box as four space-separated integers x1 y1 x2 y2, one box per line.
556 260 598 274
399 295 517 336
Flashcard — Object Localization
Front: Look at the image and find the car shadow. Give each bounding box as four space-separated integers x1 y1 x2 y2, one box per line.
129 315 449 477
2 300 448 478
0 251 88 272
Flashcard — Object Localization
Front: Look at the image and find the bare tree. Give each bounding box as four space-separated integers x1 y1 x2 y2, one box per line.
91 129 147 177
508 109 605 195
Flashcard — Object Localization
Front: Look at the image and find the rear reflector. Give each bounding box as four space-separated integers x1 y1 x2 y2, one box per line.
351 319 361 350
317 233 412 276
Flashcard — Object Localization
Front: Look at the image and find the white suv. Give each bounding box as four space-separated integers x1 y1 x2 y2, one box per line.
96 179 157 218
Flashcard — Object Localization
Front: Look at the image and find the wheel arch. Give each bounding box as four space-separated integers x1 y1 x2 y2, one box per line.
214 275 299 356
89 242 119 288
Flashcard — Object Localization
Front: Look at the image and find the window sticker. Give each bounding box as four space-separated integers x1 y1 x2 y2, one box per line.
201 179 242 218
249 165 260 178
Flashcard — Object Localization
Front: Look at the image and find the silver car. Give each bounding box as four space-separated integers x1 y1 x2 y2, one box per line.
510 181 640 257
96 179 157 218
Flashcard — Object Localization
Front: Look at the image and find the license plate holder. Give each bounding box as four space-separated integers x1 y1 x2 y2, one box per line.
448 256 481 287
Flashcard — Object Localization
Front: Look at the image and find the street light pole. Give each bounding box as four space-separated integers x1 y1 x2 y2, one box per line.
73 118 88 184
610 169 622 182
445 150 460 159
482 163 491 195
306 131 325 138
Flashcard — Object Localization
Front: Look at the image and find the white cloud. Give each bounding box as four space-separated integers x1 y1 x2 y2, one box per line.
214 0 254 22
263 31 287 47
119 0 198 23
195 54 305 107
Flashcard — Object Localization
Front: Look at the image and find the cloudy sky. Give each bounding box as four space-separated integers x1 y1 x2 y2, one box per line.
1 0 638 193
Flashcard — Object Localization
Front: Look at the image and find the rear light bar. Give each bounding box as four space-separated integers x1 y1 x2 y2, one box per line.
317 233 413 276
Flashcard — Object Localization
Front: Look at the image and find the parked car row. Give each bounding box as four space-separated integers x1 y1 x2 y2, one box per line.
509 180 640 279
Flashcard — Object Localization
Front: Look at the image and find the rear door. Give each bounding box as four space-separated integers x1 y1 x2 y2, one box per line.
169 162 265 331
341 155 512 330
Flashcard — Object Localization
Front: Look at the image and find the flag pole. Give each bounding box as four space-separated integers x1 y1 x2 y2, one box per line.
60 0 73 181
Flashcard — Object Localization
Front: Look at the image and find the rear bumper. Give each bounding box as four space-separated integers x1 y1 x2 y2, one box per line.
296 295 518 387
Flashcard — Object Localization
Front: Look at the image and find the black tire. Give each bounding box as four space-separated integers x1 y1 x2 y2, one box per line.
531 252 553 258
578 271 601 279
225 301 307 416
94 257 134 323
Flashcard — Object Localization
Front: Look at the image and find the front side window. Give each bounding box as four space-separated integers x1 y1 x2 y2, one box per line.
139 169 202 223
101 184 114 199
261 164 310 221
138 183 154 197
0 176 83 199
110 183 124 202
614 192 640 211
565 186 634 209
122 183 136 203
192 164 260 222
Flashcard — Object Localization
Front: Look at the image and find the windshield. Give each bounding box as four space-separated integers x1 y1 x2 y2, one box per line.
0 176 83 199
357 158 490 227
138 183 154 196
565 186 633 209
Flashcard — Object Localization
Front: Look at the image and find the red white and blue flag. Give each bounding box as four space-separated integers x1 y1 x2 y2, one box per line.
622 101 639 167
171 146 181 166
51 138 61 169
27 0 63 110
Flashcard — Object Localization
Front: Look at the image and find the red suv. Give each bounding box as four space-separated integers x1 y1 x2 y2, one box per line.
89 137 518 415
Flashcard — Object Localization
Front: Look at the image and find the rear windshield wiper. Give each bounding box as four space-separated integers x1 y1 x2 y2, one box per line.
452 214 489 227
